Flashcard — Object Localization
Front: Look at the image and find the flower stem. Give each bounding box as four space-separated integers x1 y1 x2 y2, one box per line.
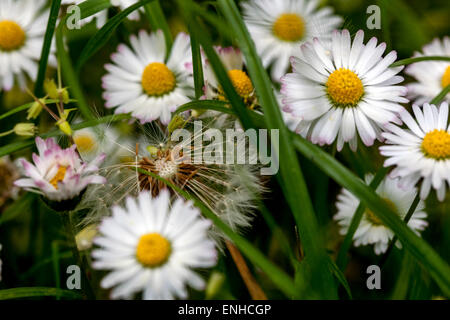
61 212 96 299
225 240 268 300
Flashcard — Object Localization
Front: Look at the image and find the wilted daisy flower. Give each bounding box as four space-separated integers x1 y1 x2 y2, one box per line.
405 37 450 104
241 0 342 81
334 175 428 255
102 30 194 125
281 29 408 151
380 102 450 201
61 0 141 28
0 0 55 91
91 190 217 300
14 137 106 202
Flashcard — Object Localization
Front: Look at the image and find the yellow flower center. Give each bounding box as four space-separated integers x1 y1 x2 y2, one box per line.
0 20 26 51
365 199 396 226
441 66 450 89
136 233 171 268
272 13 305 42
141 62 176 97
228 69 254 98
422 129 450 160
326 68 364 107
49 166 67 189
74 134 98 154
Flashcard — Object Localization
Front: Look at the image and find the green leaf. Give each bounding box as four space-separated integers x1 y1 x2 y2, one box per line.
144 1 173 55
0 287 82 300
137 167 298 298
34 0 61 97
75 0 155 72
215 0 337 298
0 193 35 225
291 133 450 296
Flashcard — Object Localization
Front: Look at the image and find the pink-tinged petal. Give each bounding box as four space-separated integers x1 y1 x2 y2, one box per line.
14 178 37 188
85 153 106 173
84 175 107 185
35 137 47 155
21 159 42 181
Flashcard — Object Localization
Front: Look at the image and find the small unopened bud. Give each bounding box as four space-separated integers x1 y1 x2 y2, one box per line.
205 272 226 299
59 88 70 104
44 79 70 104
14 123 37 137
75 225 98 251
168 115 186 133
26 99 45 120
57 120 72 136
44 79 59 100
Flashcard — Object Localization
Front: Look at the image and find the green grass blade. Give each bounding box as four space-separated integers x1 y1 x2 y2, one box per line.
391 56 450 67
75 0 154 72
291 134 450 296
0 287 82 300
144 1 173 54
77 0 112 19
189 28 205 99
216 0 337 298
34 0 61 97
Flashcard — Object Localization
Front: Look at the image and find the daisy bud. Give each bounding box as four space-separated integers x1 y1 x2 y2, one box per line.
13 123 37 137
26 99 45 120
168 114 186 133
44 79 59 100
205 272 226 299
57 120 72 136
75 225 98 251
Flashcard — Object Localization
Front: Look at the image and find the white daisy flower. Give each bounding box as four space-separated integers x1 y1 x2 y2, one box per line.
241 0 342 81
281 29 408 151
102 30 194 125
405 37 450 105
14 137 107 202
380 102 450 201
0 0 55 91
61 0 141 28
91 190 217 300
334 175 428 255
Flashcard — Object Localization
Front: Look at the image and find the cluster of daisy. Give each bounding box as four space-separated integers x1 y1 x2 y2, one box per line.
1 0 449 299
